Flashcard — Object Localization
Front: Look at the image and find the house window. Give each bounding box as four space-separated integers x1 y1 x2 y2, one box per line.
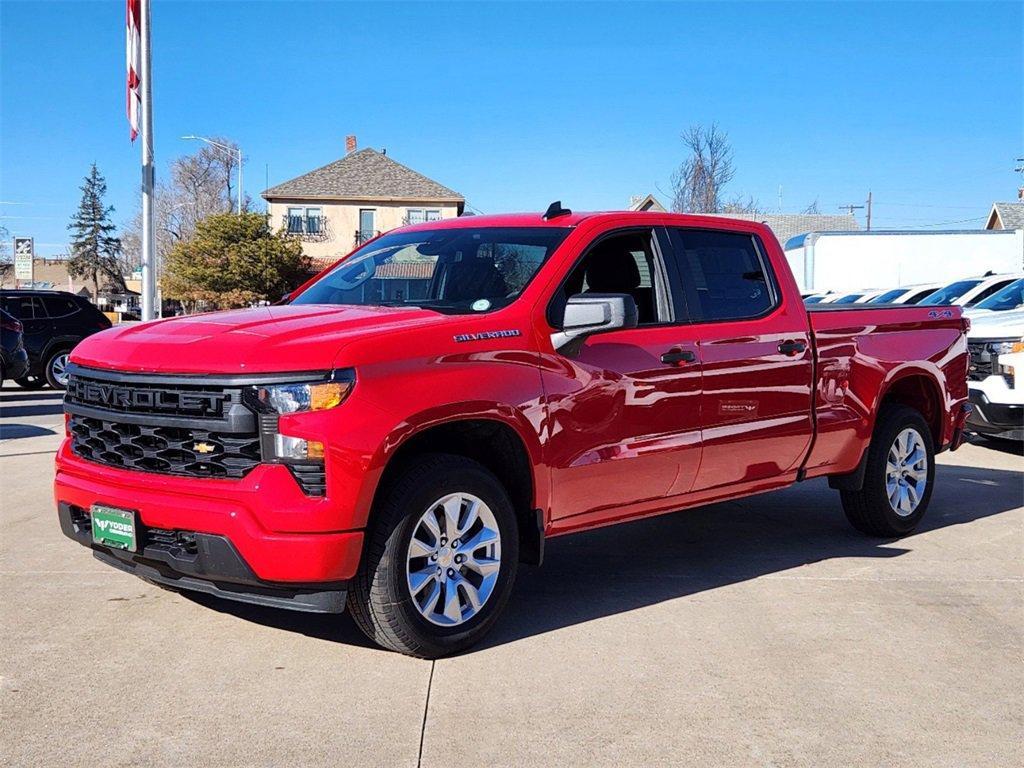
305 208 322 235
406 208 442 225
286 207 323 235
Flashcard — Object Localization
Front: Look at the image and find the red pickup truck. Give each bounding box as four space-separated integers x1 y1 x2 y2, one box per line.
56 208 971 657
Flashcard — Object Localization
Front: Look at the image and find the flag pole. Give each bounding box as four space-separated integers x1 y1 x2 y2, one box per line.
139 0 156 321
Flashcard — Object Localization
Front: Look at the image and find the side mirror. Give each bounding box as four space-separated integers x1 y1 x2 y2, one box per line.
551 293 638 354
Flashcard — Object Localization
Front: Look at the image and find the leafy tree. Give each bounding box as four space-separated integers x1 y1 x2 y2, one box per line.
162 212 309 310
67 164 126 298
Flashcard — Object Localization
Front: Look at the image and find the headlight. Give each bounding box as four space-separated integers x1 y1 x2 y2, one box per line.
253 371 354 414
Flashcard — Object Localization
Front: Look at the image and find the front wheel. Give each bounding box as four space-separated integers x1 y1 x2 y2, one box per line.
348 454 519 658
841 404 935 537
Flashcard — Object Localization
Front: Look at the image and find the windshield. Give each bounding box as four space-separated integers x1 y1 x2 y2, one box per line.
973 278 1024 312
919 279 980 306
869 289 906 304
292 227 571 313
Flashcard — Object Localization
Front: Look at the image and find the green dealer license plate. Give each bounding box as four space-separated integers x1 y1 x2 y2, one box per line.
90 504 137 552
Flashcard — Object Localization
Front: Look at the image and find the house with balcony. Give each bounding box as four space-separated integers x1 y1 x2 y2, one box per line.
262 145 465 269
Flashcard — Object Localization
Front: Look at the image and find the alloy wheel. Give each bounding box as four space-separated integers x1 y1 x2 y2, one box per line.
885 427 928 517
405 492 501 626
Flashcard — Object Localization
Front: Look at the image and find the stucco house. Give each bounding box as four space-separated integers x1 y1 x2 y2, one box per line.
262 145 464 269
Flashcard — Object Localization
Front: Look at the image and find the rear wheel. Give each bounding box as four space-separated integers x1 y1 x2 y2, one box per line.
44 349 72 390
348 454 519 658
841 405 935 537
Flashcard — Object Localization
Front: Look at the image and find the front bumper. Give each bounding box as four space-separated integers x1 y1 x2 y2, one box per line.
58 503 347 612
55 442 365 585
967 389 1024 440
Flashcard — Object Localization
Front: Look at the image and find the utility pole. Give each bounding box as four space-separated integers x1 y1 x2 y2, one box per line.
866 190 873 232
140 0 156 321
838 202 864 218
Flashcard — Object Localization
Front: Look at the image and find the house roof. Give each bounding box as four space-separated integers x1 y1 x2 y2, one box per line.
986 202 1024 230
713 212 860 248
628 194 667 212
263 148 464 207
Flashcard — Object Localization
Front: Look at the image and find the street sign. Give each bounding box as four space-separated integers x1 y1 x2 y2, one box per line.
14 237 34 283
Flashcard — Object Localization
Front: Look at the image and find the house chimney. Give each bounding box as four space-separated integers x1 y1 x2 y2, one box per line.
346 135 357 154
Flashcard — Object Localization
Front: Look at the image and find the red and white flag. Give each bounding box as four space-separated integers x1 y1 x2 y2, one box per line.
126 0 141 141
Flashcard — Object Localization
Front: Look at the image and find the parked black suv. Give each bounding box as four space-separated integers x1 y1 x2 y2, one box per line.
1 308 30 386
0 290 112 389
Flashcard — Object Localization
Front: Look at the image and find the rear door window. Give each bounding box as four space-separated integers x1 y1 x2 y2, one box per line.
2 295 45 319
667 229 778 322
41 295 80 317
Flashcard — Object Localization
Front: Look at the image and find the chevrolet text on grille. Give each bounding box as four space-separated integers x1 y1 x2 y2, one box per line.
68 379 227 415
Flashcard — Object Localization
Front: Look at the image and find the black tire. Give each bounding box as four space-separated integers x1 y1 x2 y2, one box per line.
841 404 935 537
14 374 46 390
348 453 519 658
44 348 72 390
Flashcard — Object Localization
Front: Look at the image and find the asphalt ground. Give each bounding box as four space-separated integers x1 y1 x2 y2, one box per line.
1 380 1021 767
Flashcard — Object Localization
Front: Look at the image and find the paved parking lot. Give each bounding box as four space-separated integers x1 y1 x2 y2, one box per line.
1 381 1021 767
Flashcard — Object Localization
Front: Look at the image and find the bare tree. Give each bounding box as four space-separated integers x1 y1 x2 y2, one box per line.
721 194 764 214
670 124 736 213
122 137 246 270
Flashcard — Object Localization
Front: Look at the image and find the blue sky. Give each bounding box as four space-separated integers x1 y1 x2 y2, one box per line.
1 0 1021 256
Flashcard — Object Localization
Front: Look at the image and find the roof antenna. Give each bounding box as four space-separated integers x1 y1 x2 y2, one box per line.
543 200 571 220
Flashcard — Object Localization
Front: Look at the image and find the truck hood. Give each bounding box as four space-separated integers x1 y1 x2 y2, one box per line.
70 304 454 374
967 308 1024 339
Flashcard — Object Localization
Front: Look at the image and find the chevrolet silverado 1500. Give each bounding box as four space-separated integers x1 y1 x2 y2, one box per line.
56 208 971 657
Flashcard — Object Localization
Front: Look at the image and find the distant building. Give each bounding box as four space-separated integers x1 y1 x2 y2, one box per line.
985 200 1024 231
0 257 89 294
262 143 464 270
713 212 860 248
628 194 667 212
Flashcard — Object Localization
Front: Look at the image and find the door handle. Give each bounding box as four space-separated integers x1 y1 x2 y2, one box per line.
778 340 807 356
661 348 696 366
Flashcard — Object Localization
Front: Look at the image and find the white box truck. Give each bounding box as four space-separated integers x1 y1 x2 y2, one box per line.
784 229 1024 293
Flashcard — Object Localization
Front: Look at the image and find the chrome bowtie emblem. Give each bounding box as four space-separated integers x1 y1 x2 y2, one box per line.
193 442 215 454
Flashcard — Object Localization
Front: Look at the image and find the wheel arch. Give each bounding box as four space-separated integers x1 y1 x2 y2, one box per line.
876 368 944 448
361 407 547 564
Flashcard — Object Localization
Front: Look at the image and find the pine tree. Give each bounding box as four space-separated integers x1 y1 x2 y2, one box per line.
67 164 126 300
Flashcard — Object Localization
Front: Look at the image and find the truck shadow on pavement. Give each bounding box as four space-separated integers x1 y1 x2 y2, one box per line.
183 462 1023 654
0 388 65 419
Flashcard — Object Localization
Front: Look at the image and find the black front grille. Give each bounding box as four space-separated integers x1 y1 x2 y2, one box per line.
69 415 261 479
967 342 993 381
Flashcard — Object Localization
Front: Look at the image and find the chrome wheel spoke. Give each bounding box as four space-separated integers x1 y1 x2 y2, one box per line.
441 496 462 539
420 580 442 615
458 499 480 537
409 566 437 594
465 552 500 577
462 525 499 554
460 579 482 612
408 535 435 559
442 581 462 622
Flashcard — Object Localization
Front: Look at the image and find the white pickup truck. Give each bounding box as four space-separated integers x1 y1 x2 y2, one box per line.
966 308 1024 441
